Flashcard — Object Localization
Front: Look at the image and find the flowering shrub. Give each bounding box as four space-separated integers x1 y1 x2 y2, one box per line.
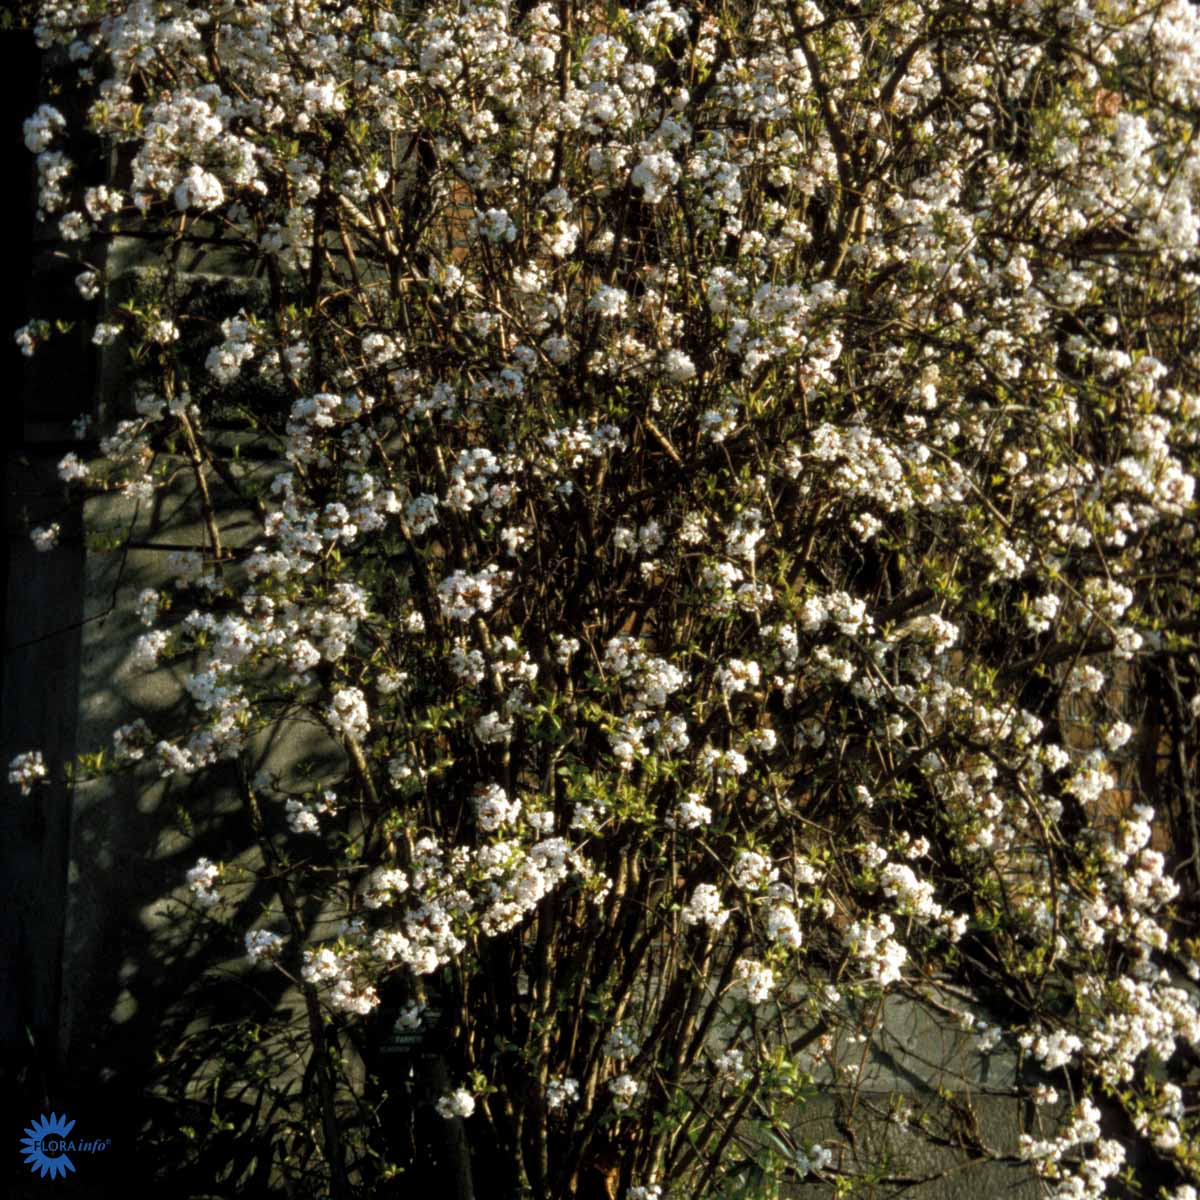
14 0 1200 1198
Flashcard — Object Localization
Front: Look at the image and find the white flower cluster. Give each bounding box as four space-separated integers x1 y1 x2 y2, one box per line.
733 958 775 1004
475 835 583 937
1019 1098 1126 1199
766 903 803 949
731 850 776 891
878 862 945 923
361 868 410 910
8 751 48 796
713 1047 754 1086
244 929 284 961
473 783 522 832
286 791 338 836
681 883 729 930
205 311 258 383
302 946 380 1015
327 688 370 740
186 857 221 907
174 164 225 212
668 793 713 830
608 1073 640 1113
603 1025 642 1061
23 104 65 153
545 1076 579 1111
541 421 625 468
794 1143 832 1175
57 452 89 483
589 285 628 318
631 150 680 204
627 1187 661 1200
1030 1027 1082 1072
603 636 689 707
435 1088 476 1120
30 524 61 553
470 207 517 243
14 319 49 358
112 720 153 763
444 447 509 515
715 658 760 695
438 566 506 621
845 913 907 987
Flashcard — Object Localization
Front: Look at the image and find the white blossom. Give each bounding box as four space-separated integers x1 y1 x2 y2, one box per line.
8 751 47 796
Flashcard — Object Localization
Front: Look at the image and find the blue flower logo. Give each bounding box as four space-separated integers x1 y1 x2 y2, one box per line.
20 1112 77 1179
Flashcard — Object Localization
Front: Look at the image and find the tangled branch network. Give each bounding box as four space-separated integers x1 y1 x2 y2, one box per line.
12 0 1200 1197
